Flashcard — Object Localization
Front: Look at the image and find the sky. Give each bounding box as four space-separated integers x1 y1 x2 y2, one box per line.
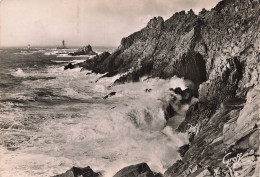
0 0 220 47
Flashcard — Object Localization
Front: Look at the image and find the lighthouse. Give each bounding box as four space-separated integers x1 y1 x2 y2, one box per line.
57 40 68 49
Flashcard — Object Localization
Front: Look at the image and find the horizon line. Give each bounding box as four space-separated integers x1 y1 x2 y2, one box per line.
0 45 118 48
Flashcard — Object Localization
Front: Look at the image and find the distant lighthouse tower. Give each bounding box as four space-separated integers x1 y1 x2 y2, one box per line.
57 40 68 49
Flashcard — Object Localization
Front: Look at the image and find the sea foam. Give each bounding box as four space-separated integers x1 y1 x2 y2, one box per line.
1 56 192 177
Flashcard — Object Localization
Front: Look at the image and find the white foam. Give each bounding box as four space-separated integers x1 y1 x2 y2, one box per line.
71 59 87 64
51 60 70 63
1 64 192 177
11 68 27 77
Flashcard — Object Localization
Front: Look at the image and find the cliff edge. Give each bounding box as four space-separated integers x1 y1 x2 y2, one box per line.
77 0 259 176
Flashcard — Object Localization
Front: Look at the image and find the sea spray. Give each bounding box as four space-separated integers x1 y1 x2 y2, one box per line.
0 50 193 177
92 76 193 176
12 68 27 77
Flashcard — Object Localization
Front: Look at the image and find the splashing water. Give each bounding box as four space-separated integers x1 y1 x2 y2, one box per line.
0 48 192 177
11 68 27 77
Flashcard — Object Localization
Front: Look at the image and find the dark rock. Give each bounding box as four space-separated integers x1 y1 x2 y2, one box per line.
178 144 190 157
164 104 176 121
86 72 92 76
76 12 207 93
95 71 119 83
172 87 183 95
181 88 193 104
164 160 184 176
207 166 215 176
69 45 97 56
188 132 196 143
145 89 152 93
162 52 207 93
113 163 162 177
64 63 75 70
170 87 194 104
199 57 243 105
103 92 116 99
199 8 208 15
78 52 111 71
53 166 100 177
168 88 174 92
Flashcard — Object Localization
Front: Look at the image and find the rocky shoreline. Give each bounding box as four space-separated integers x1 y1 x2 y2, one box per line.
60 0 259 176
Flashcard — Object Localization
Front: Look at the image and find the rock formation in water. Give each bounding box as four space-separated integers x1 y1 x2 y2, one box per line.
53 166 101 177
113 163 162 177
64 63 75 70
54 163 162 177
69 45 98 56
170 87 194 104
103 92 116 99
65 0 259 176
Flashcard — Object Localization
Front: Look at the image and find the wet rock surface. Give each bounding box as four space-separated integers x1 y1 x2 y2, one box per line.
113 163 162 177
53 166 101 177
103 92 116 99
64 63 75 70
170 87 194 104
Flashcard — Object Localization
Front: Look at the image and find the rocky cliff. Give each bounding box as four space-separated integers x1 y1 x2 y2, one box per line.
76 0 260 176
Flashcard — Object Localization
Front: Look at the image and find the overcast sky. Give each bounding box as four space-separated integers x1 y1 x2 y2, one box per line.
0 0 220 47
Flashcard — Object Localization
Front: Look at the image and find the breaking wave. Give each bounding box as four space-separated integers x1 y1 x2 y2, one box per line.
11 68 27 77
1 53 193 177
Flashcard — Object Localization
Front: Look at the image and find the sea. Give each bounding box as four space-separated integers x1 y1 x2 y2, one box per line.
0 47 191 177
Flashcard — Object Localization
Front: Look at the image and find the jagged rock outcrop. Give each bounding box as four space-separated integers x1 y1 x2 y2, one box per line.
113 163 162 177
69 45 97 56
80 13 207 91
78 52 111 71
64 63 75 70
103 92 116 99
53 166 101 177
74 0 259 176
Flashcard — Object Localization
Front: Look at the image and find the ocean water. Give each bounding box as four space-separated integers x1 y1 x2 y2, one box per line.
0 47 191 177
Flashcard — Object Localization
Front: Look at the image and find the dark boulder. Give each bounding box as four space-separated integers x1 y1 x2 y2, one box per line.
164 104 176 121
113 163 162 177
64 63 75 70
172 87 183 95
145 88 152 93
86 72 92 76
103 92 116 99
170 87 193 104
95 71 119 83
181 88 193 104
168 88 174 92
53 166 100 177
